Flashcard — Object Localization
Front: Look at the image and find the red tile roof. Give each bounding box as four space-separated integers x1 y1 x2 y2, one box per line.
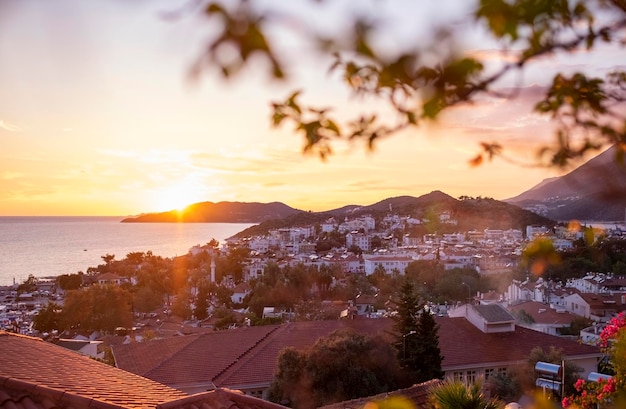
0 331 288 409
437 317 600 370
0 331 187 409
113 317 601 391
508 301 574 325
113 325 282 388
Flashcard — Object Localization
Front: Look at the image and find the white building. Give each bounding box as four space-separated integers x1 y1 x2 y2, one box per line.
362 254 414 275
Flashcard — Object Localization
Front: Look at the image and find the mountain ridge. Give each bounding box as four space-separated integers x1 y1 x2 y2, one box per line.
122 191 554 239
505 145 626 221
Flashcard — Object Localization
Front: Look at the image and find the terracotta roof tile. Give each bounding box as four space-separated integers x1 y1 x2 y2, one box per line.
113 317 601 394
0 332 287 409
508 301 574 325
112 326 281 388
437 317 600 369
0 331 188 409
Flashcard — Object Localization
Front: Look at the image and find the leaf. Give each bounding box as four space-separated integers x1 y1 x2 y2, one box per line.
272 111 287 127
205 3 224 15
325 119 341 135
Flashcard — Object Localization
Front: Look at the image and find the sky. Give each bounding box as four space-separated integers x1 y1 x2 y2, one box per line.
0 0 623 216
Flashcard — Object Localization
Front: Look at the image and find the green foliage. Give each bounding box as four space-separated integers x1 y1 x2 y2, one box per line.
484 372 522 403
269 329 402 409
212 307 243 330
393 279 443 383
527 346 583 397
32 302 63 333
559 316 593 336
196 0 626 167
133 286 163 313
429 379 504 409
17 274 38 294
171 288 193 320
415 307 444 382
61 284 133 334
57 272 83 290
514 309 536 324
194 283 210 320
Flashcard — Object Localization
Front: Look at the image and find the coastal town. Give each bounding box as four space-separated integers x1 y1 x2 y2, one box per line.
2 206 626 407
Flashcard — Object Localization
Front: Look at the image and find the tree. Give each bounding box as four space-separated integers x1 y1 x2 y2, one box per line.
268 329 402 409
61 284 133 333
17 274 38 295
194 283 210 320
133 286 163 313
32 302 62 333
196 1 626 168
393 279 421 367
414 307 444 382
392 278 443 383
57 272 83 291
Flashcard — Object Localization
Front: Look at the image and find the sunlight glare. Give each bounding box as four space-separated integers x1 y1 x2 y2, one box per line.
154 183 206 212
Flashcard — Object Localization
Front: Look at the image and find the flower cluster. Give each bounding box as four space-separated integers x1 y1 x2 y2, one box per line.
599 312 626 348
562 312 625 408
562 377 617 408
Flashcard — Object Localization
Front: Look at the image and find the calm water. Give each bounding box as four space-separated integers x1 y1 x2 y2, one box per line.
0 217 253 286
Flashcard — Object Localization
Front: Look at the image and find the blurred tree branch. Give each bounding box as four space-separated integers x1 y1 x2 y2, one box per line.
191 0 626 167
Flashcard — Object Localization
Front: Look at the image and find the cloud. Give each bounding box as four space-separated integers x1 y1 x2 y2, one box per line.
0 119 22 132
0 172 24 180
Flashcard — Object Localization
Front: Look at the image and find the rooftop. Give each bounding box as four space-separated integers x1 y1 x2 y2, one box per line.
0 331 287 409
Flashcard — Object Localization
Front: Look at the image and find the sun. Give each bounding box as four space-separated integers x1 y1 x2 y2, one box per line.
153 184 205 213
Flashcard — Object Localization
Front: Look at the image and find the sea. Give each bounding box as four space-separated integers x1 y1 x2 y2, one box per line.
0 217 254 287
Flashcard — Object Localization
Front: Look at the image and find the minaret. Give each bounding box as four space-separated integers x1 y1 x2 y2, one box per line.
210 258 216 283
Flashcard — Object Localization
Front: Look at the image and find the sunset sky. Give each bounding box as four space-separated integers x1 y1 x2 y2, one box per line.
0 0 623 216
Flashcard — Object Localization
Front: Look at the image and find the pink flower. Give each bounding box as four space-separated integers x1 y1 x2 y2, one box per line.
561 397 571 407
602 379 616 394
575 378 586 391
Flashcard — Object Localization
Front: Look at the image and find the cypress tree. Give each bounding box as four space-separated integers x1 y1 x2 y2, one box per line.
393 278 443 383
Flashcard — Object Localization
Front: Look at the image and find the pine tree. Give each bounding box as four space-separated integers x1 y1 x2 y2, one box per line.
415 306 444 382
393 278 443 383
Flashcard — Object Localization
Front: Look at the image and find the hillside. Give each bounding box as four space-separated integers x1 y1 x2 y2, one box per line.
506 145 626 221
233 192 554 238
121 201 303 223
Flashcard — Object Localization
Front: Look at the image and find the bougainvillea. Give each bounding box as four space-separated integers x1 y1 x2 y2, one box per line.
562 312 626 408
599 313 626 348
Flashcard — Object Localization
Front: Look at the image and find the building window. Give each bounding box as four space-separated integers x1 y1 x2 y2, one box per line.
466 370 477 385
484 368 495 380
453 372 464 383
498 367 507 376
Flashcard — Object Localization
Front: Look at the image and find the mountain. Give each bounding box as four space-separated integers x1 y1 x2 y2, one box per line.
233 191 553 237
121 201 303 223
122 191 553 237
505 145 626 222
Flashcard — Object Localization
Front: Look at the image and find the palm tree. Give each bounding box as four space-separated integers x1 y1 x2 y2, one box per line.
429 379 504 409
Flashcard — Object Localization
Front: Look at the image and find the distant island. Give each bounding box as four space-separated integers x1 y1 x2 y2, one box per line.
121 201 301 223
